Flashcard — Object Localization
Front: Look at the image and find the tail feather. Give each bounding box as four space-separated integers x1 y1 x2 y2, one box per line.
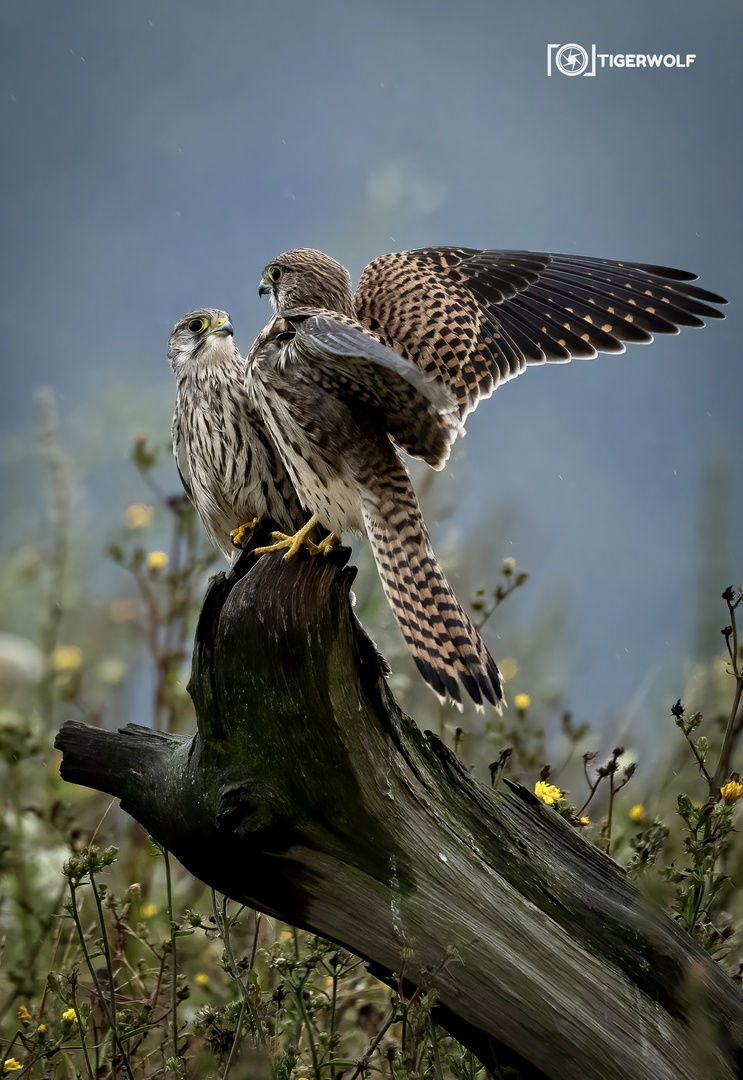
363 502 503 710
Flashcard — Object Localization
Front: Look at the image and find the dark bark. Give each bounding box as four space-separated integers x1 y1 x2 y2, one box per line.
55 538 743 1080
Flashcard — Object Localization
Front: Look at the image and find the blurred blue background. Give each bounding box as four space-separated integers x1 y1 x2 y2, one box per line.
0 0 740 741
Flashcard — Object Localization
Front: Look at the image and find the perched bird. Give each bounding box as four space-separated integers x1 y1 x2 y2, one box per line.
244 310 503 706
168 308 304 560
247 246 726 706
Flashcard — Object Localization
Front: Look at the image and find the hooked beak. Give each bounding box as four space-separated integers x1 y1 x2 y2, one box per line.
258 283 270 298
211 317 234 337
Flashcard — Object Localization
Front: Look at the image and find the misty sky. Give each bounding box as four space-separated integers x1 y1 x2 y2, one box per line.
0 0 740 733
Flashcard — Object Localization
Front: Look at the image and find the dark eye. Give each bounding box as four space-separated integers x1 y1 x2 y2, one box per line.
268 265 283 283
187 317 208 333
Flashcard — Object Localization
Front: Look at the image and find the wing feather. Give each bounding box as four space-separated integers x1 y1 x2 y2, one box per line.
279 310 461 468
355 248 727 418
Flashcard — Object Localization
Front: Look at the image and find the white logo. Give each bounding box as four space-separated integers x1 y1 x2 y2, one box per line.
553 43 589 77
547 43 696 76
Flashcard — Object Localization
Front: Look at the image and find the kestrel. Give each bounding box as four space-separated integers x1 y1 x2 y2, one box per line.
168 308 304 560
245 246 726 706
259 247 727 418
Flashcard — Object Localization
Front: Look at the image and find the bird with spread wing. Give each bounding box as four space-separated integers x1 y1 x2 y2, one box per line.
242 246 726 708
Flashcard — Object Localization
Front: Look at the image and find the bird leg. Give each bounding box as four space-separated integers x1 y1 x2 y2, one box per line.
254 515 341 561
230 519 259 548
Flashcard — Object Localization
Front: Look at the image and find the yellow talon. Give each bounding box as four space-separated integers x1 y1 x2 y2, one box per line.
230 518 259 547
254 514 322 560
316 533 341 556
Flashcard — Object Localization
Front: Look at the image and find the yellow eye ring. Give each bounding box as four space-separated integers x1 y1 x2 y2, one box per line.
187 317 208 334
267 265 283 283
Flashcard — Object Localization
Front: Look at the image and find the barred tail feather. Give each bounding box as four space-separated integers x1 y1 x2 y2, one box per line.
363 506 503 709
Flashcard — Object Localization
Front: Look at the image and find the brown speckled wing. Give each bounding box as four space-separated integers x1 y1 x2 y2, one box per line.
355 248 727 418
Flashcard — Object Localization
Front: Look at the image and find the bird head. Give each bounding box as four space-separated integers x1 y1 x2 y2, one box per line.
258 249 354 316
167 309 236 375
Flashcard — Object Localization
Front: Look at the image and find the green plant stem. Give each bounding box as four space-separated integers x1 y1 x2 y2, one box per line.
70 984 95 1080
67 883 135 1080
90 876 120 1059
713 675 743 792
163 850 179 1060
210 892 262 1045
347 1005 399 1080
294 981 321 1079
427 1014 444 1080
222 997 246 1080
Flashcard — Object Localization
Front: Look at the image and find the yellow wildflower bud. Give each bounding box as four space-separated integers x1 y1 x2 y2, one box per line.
514 693 531 711
4 1059 22 1072
575 816 590 827
62 1008 78 1024
629 804 645 823
36 1026 46 1035
140 903 157 919
146 550 168 571
52 646 82 672
17 1006 30 1024
534 781 563 805
124 503 153 529
194 973 209 986
721 781 743 805
498 658 518 681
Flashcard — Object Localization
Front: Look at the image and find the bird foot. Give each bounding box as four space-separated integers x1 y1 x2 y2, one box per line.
254 515 322 560
230 519 259 548
315 533 341 556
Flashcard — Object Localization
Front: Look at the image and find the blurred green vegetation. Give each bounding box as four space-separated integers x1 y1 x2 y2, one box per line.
0 389 741 1079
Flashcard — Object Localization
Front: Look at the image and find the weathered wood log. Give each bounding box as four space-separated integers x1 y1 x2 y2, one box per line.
55 536 743 1080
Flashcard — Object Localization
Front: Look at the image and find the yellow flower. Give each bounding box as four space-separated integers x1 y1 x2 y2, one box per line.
140 903 157 919
498 657 518 681
124 503 153 529
17 1006 30 1024
629 804 645 823
194 973 209 986
575 816 590 827
721 781 743 805
279 930 293 942
514 693 531 711
36 1026 45 1036
4 1059 22 1073
534 781 563 805
146 551 168 571
62 1008 78 1024
52 646 82 672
